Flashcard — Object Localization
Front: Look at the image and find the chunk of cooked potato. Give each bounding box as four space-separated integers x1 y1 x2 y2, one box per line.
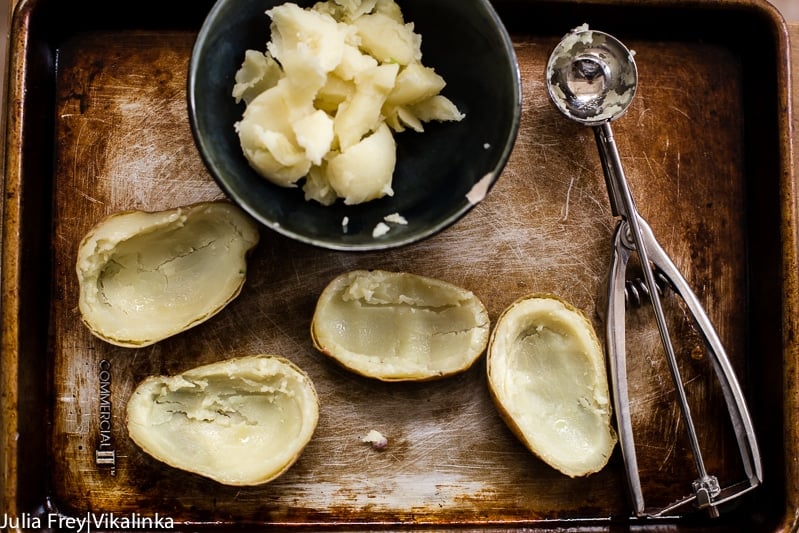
334 62 398 151
352 11 421 65
327 122 396 204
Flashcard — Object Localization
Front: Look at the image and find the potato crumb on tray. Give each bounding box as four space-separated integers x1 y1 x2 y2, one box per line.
361 429 388 450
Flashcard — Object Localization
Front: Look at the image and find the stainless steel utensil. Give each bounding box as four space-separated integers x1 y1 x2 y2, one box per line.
545 25 762 518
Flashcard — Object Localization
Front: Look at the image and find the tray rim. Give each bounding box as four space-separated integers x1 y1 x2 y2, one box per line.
1 0 797 529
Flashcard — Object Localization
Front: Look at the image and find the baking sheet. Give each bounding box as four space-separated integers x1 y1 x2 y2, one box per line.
1 0 796 529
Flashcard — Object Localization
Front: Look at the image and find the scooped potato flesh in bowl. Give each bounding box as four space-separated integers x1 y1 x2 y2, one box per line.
232 0 465 206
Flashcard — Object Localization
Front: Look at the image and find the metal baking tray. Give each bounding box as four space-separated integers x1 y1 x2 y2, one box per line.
2 0 797 530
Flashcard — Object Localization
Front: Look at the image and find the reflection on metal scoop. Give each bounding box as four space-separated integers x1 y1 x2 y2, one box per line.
546 26 637 125
546 25 762 518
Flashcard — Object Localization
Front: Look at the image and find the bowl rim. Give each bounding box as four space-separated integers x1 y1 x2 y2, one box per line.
187 0 522 251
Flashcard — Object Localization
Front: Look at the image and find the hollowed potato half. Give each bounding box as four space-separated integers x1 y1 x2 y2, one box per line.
76 201 259 347
311 270 489 381
126 354 319 486
487 294 617 477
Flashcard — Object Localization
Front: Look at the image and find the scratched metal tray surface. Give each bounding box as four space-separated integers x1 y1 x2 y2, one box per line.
1 0 797 530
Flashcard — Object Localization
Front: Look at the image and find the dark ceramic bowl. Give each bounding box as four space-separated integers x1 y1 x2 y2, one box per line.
188 0 521 251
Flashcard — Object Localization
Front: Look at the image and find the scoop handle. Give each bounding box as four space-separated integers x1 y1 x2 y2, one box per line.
605 223 645 513
634 217 764 491
606 218 763 517
594 124 625 217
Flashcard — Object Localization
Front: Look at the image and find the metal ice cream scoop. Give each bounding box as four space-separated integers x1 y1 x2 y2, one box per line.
546 25 762 518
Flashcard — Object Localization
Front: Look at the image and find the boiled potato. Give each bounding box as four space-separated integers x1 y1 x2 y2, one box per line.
127 355 318 486
382 65 459 132
232 50 282 105
236 81 311 186
293 109 335 165
386 63 446 106
487 295 617 477
334 62 398 151
303 164 339 205
326 122 396 204
76 202 259 347
373 0 404 22
311 270 490 381
278 48 330 99
383 105 423 133
315 74 356 113
353 11 421 65
411 94 466 123
267 3 347 74
313 0 377 22
232 0 465 208
334 44 378 81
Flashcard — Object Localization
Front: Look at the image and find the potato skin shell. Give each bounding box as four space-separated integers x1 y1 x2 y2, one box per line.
76 201 260 347
126 354 319 486
486 293 616 478
311 269 490 382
